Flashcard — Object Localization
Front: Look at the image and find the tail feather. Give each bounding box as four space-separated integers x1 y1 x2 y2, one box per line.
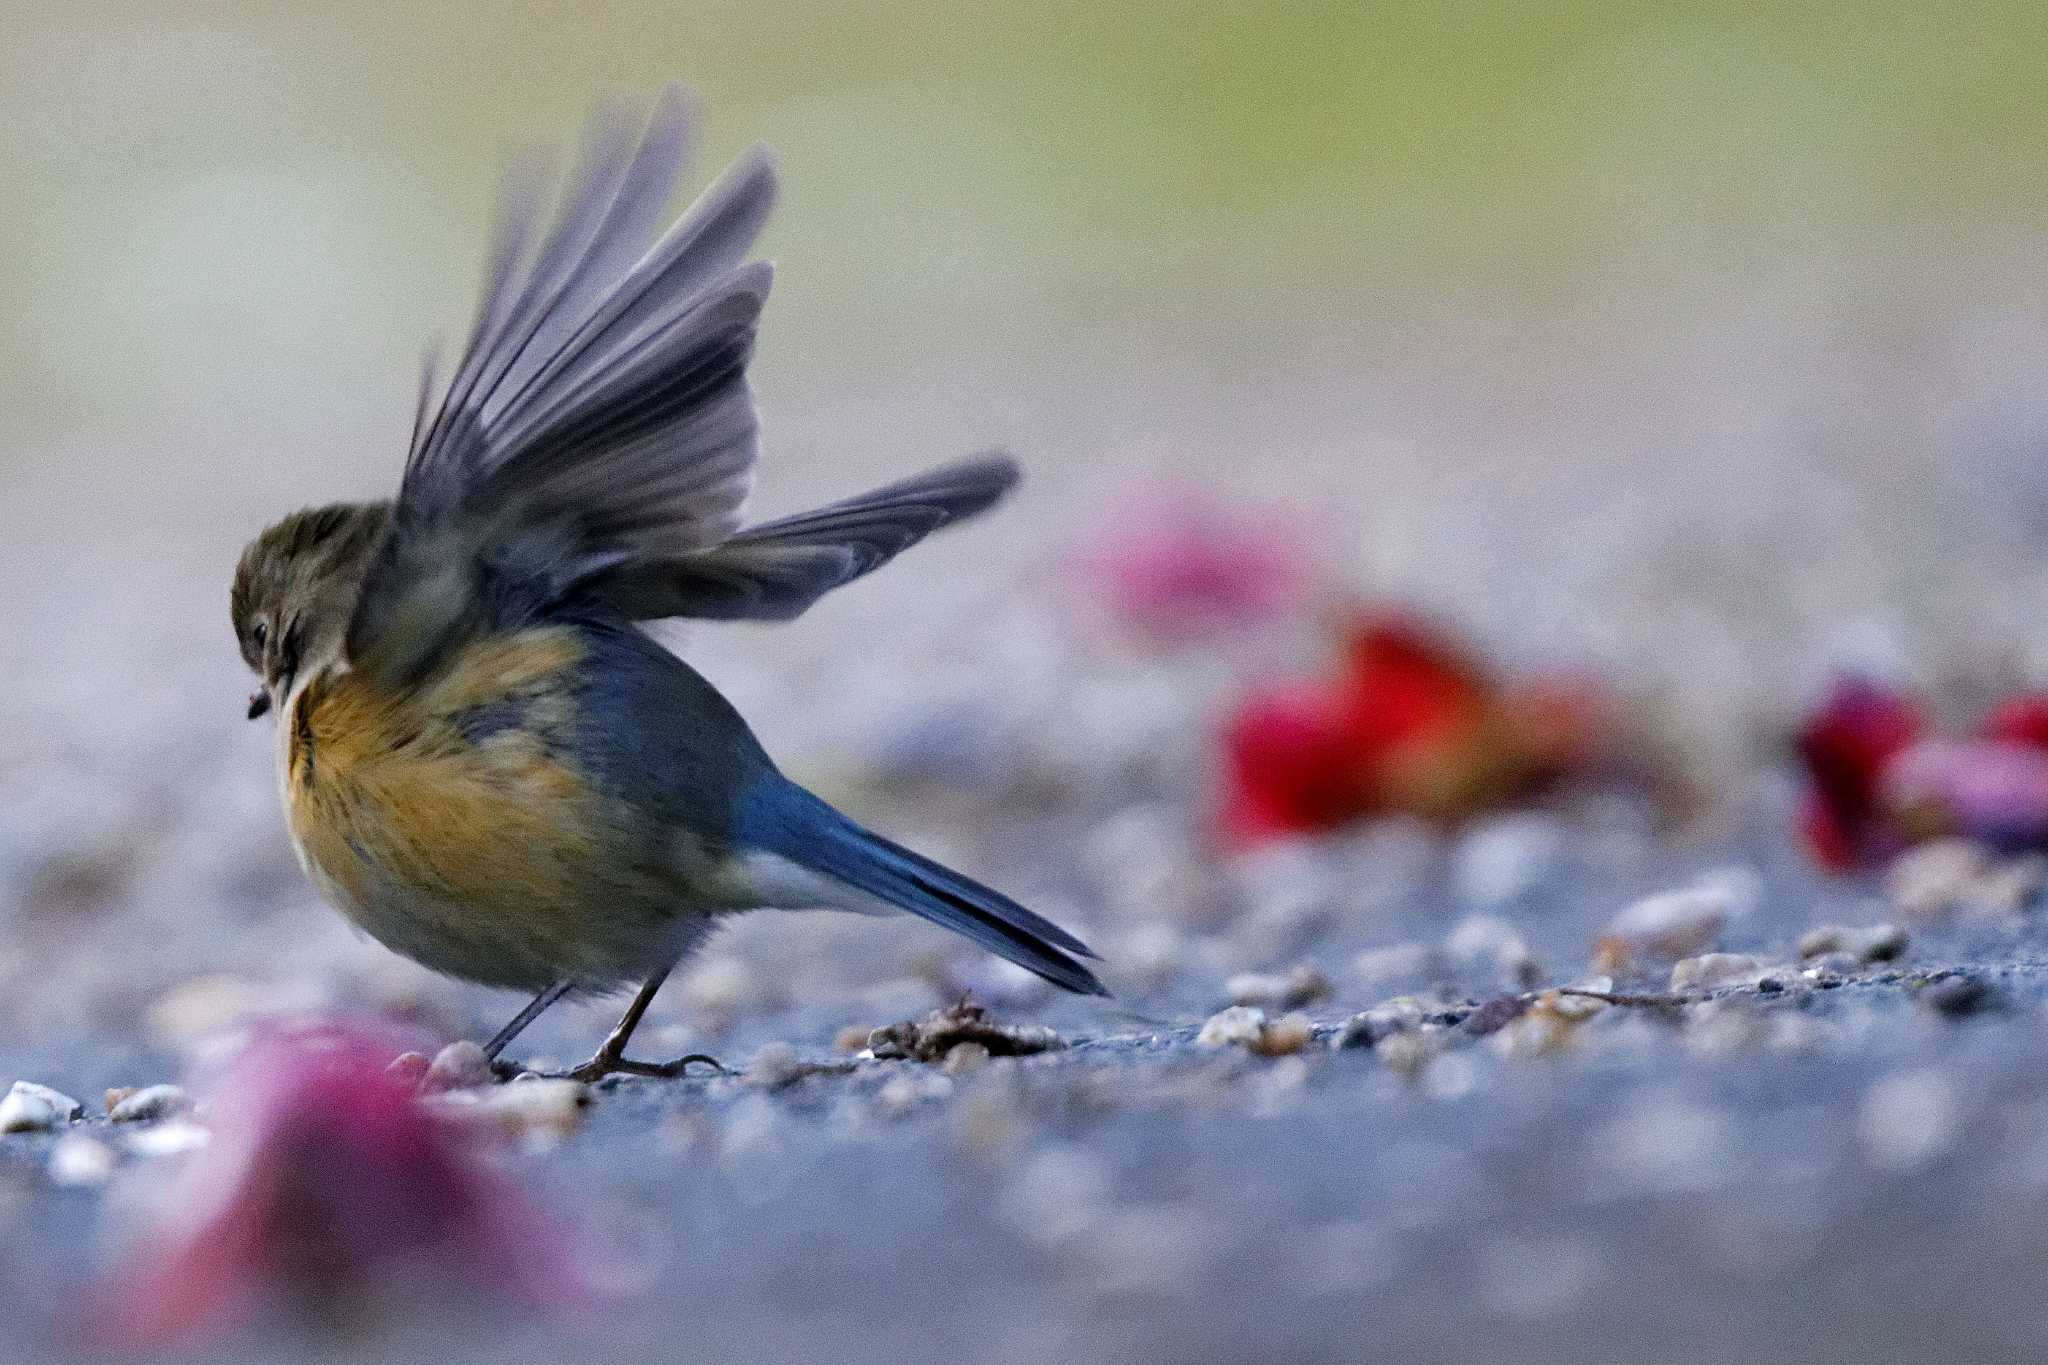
743 782 1109 997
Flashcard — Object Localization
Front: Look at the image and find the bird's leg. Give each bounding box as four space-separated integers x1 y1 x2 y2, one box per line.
484 980 573 1059
560 965 726 1084
482 980 572 1079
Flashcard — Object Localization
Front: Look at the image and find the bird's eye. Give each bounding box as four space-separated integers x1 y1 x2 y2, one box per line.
251 620 268 649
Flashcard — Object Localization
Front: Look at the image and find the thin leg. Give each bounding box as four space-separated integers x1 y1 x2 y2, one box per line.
483 980 572 1060
558 964 726 1084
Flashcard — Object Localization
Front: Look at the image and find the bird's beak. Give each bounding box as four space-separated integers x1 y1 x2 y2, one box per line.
247 690 272 720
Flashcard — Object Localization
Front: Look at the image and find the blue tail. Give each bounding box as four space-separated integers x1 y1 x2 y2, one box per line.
741 780 1109 997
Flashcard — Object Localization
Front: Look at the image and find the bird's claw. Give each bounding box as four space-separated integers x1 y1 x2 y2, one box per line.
551 1050 728 1084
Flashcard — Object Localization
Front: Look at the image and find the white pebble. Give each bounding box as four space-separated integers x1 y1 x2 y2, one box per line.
1595 886 1728 970
1797 923 1908 964
1859 1068 1961 1173
47 1134 114 1187
1196 1006 1268 1050
1451 814 1565 908
125 1120 211 1157
108 1084 190 1123
1670 953 1767 993
0 1081 82 1133
424 1040 493 1093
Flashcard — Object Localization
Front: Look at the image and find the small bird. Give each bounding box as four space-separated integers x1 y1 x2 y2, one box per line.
230 92 1105 1082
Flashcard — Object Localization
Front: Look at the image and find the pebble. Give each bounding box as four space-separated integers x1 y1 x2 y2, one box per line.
941 1042 993 1075
1451 814 1566 908
0 1081 82 1133
1797 923 1908 964
424 1040 494 1093
876 1071 954 1115
108 1084 190 1124
680 955 767 1034
1670 953 1768 993
1886 839 1991 921
47 1133 115 1187
1445 915 1543 989
145 973 286 1053
1375 1028 1445 1081
867 1000 1063 1062
1858 1068 1961 1173
745 1042 804 1088
1921 974 1997 1017
1331 998 1430 1051
386 1051 431 1087
1464 996 1531 1036
1592 886 1727 973
1490 1003 1581 1059
1351 942 1436 990
1194 1007 1314 1057
1196 1006 1266 1050
1224 963 1332 1009
426 1079 588 1149
125 1120 211 1157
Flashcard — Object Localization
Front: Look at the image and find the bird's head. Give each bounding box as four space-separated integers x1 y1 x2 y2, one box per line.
231 501 392 718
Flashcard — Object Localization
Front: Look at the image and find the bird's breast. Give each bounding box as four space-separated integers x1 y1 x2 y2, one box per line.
279 629 622 969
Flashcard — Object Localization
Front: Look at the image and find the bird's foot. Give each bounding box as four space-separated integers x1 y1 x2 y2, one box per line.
553 1050 728 1084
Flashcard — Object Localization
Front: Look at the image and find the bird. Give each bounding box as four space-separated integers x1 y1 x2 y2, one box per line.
229 91 1106 1083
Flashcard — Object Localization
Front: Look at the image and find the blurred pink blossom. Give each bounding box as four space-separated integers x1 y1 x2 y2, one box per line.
1883 739 2048 850
1082 486 1311 639
97 1017 607 1349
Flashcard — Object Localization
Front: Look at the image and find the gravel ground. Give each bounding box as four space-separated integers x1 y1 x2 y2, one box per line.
2 757 2047 1364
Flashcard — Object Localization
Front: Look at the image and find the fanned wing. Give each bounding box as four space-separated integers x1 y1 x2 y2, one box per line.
589 455 1021 622
348 90 779 683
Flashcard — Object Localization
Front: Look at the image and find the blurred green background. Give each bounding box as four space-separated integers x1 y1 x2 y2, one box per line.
5 0 2048 740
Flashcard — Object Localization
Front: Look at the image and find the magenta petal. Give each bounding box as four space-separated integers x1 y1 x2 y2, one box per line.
1883 739 2048 849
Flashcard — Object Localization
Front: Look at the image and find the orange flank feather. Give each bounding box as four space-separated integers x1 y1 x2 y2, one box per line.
283 628 691 992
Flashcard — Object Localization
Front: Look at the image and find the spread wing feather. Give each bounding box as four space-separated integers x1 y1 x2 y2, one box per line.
347 90 1018 686
591 454 1021 622
349 91 778 681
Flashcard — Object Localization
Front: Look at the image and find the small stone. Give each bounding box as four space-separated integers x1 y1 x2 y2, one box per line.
744 1042 804 1088
1375 1028 1445 1081
1197 1006 1268 1050
1886 839 1990 922
1921 974 1997 1017
876 1071 953 1115
1464 996 1531 1036
424 1040 493 1093
1797 924 1908 964
426 1078 588 1148
0 1082 82 1133
679 955 767 1033
1351 943 1436 989
1451 814 1565 908
145 974 279 1052
47 1134 114 1187
386 1051 431 1087
107 1084 189 1124
833 1025 871 1054
1858 1068 1960 1172
1224 963 1332 1010
1802 952 1857 979
941 1042 992 1075
1593 887 1728 973
125 1120 211 1158
1255 1013 1315 1058
1670 953 1766 993
865 999 1063 1063
1445 915 1543 989
1332 998 1429 1050
1491 1002 1581 1059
